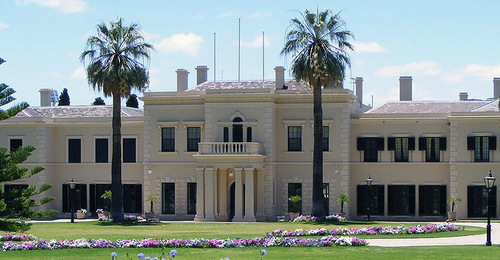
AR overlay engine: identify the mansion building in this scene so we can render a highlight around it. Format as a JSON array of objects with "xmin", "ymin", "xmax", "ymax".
[{"xmin": 1, "ymin": 65, "xmax": 499, "ymax": 221}]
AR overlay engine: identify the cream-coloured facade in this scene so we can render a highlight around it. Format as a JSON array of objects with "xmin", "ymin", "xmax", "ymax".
[{"xmin": 1, "ymin": 66, "xmax": 499, "ymax": 221}]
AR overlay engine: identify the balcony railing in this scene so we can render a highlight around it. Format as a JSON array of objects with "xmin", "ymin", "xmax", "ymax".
[{"xmin": 198, "ymin": 142, "xmax": 262, "ymax": 155}]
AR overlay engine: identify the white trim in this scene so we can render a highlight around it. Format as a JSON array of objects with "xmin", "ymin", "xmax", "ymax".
[
  {"xmin": 157, "ymin": 121, "xmax": 179, "ymax": 129},
  {"xmin": 93, "ymin": 136, "xmax": 110, "ymax": 163},
  {"xmin": 360, "ymin": 133, "xmax": 382, "ymax": 138},
  {"xmin": 470, "ymin": 132, "xmax": 493, "ymax": 136},
  {"xmin": 389, "ymin": 133, "xmax": 412, "ymax": 137},
  {"xmin": 282, "ymin": 120, "xmax": 306, "ymax": 129},
  {"xmin": 421, "ymin": 133, "xmax": 445, "ymax": 137},
  {"xmin": 7, "ymin": 136, "xmax": 24, "ymax": 150},
  {"xmin": 66, "ymin": 136, "xmax": 83, "ymax": 163}
]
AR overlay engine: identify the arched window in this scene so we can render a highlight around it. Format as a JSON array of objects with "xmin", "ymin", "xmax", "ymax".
[{"xmin": 232, "ymin": 117, "xmax": 243, "ymax": 142}]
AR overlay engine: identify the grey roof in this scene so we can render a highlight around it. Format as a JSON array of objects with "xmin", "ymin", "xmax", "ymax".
[
  {"xmin": 14, "ymin": 105, "xmax": 143, "ymax": 119},
  {"xmin": 188, "ymin": 80, "xmax": 311, "ymax": 92},
  {"xmin": 367, "ymin": 100, "xmax": 499, "ymax": 114}
]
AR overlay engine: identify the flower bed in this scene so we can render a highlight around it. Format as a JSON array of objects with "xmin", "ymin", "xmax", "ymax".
[
  {"xmin": 292, "ymin": 214, "xmax": 346, "ymax": 223},
  {"xmin": 267, "ymin": 224, "xmax": 460, "ymax": 237},
  {"xmin": 0, "ymin": 234, "xmax": 38, "ymax": 242},
  {"xmin": 0, "ymin": 236, "xmax": 367, "ymax": 251}
]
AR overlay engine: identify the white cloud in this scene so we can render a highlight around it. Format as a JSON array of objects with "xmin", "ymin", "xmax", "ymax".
[
  {"xmin": 441, "ymin": 63, "xmax": 500, "ymax": 83},
  {"xmin": 0, "ymin": 22, "xmax": 9, "ymax": 30},
  {"xmin": 352, "ymin": 41, "xmax": 387, "ymax": 53},
  {"xmin": 16, "ymin": 0, "xmax": 87, "ymax": 13},
  {"xmin": 42, "ymin": 71, "xmax": 62, "ymax": 79},
  {"xmin": 71, "ymin": 67, "xmax": 86, "ymax": 79},
  {"xmin": 375, "ymin": 62, "xmax": 441, "ymax": 78},
  {"xmin": 142, "ymin": 31, "xmax": 160, "ymax": 42},
  {"xmin": 233, "ymin": 35, "xmax": 270, "ymax": 48},
  {"xmin": 217, "ymin": 11, "xmax": 234, "ymax": 18},
  {"xmin": 245, "ymin": 12, "xmax": 273, "ymax": 19},
  {"xmin": 155, "ymin": 33, "xmax": 203, "ymax": 57}
]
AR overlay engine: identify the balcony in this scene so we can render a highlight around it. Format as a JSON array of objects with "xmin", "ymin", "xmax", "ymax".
[{"xmin": 198, "ymin": 142, "xmax": 262, "ymax": 155}]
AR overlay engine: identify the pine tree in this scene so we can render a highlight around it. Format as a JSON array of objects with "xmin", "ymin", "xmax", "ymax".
[
  {"xmin": 92, "ymin": 97, "xmax": 106, "ymax": 105},
  {"xmin": 58, "ymin": 88, "xmax": 70, "ymax": 106},
  {"xmin": 126, "ymin": 94, "xmax": 139, "ymax": 108}
]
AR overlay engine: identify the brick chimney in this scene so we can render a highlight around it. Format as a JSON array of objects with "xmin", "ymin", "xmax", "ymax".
[
  {"xmin": 399, "ymin": 76, "xmax": 412, "ymax": 101},
  {"xmin": 176, "ymin": 69, "xmax": 189, "ymax": 92}
]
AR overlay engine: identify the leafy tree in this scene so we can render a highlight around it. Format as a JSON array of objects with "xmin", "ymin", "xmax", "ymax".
[
  {"xmin": 282, "ymin": 10, "xmax": 353, "ymax": 219},
  {"xmin": 81, "ymin": 18, "xmax": 152, "ymax": 221},
  {"xmin": 58, "ymin": 88, "xmax": 70, "ymax": 106},
  {"xmin": 92, "ymin": 97, "xmax": 106, "ymax": 105},
  {"xmin": 0, "ymin": 58, "xmax": 28, "ymax": 120},
  {"xmin": 126, "ymin": 94, "xmax": 139, "ymax": 108}
]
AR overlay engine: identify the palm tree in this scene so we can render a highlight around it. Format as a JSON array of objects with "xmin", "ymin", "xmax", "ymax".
[
  {"xmin": 81, "ymin": 18, "xmax": 152, "ymax": 221},
  {"xmin": 282, "ymin": 10, "xmax": 353, "ymax": 219}
]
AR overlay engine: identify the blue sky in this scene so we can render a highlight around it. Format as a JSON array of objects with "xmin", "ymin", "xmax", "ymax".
[{"xmin": 1, "ymin": 0, "xmax": 500, "ymax": 108}]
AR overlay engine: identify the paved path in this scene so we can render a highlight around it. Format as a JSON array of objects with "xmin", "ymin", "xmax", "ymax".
[{"xmin": 366, "ymin": 222, "xmax": 496, "ymax": 247}]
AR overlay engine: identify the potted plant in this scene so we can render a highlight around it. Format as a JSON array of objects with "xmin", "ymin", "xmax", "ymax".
[
  {"xmin": 101, "ymin": 190, "xmax": 112, "ymax": 216},
  {"xmin": 76, "ymin": 209, "xmax": 87, "ymax": 219},
  {"xmin": 335, "ymin": 193, "xmax": 350, "ymax": 217},
  {"xmin": 96, "ymin": 208, "xmax": 106, "ymax": 219},
  {"xmin": 288, "ymin": 195, "xmax": 302, "ymax": 221},
  {"xmin": 447, "ymin": 195, "xmax": 462, "ymax": 221},
  {"xmin": 145, "ymin": 196, "xmax": 158, "ymax": 222}
]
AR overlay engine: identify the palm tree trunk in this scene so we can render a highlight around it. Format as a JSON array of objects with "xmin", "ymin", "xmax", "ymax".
[
  {"xmin": 111, "ymin": 92, "xmax": 124, "ymax": 221},
  {"xmin": 312, "ymin": 79, "xmax": 325, "ymax": 219}
]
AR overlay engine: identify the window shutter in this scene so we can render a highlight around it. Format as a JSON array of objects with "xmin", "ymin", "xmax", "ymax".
[
  {"xmin": 489, "ymin": 136, "xmax": 497, "ymax": 150},
  {"xmin": 467, "ymin": 136, "xmax": 475, "ymax": 150},
  {"xmin": 439, "ymin": 137, "xmax": 447, "ymax": 151},
  {"xmin": 409, "ymin": 185, "xmax": 416, "ymax": 215},
  {"xmin": 418, "ymin": 186, "xmax": 425, "ymax": 215},
  {"xmin": 377, "ymin": 185, "xmax": 385, "ymax": 215},
  {"xmin": 377, "ymin": 137, "xmax": 385, "ymax": 151},
  {"xmin": 387, "ymin": 137, "xmax": 395, "ymax": 151},
  {"xmin": 357, "ymin": 137, "xmax": 365, "ymax": 151},
  {"xmin": 419, "ymin": 137, "xmax": 427, "ymax": 151},
  {"xmin": 440, "ymin": 185, "xmax": 447, "ymax": 214},
  {"xmin": 356, "ymin": 185, "xmax": 366, "ymax": 215},
  {"xmin": 408, "ymin": 137, "xmax": 415, "ymax": 150}
]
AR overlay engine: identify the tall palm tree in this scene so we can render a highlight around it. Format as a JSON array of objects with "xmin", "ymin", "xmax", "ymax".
[
  {"xmin": 81, "ymin": 18, "xmax": 152, "ymax": 221},
  {"xmin": 282, "ymin": 10, "xmax": 353, "ymax": 219}
]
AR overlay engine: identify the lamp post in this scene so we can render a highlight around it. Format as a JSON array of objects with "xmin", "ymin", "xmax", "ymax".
[
  {"xmin": 484, "ymin": 170, "xmax": 496, "ymax": 246},
  {"xmin": 69, "ymin": 178, "xmax": 75, "ymax": 223},
  {"xmin": 366, "ymin": 175, "xmax": 373, "ymax": 222}
]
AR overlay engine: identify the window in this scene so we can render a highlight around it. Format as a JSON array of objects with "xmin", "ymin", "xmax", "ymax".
[
  {"xmin": 123, "ymin": 138, "xmax": 136, "ymax": 163},
  {"xmin": 232, "ymin": 117, "xmax": 243, "ymax": 142},
  {"xmin": 468, "ymin": 136, "xmax": 496, "ymax": 162},
  {"xmin": 223, "ymin": 127, "xmax": 229, "ymax": 142},
  {"xmin": 3, "ymin": 184, "xmax": 29, "ymax": 212},
  {"xmin": 388, "ymin": 137, "xmax": 415, "ymax": 162},
  {"xmin": 288, "ymin": 183, "xmax": 302, "ymax": 213},
  {"xmin": 322, "ymin": 126, "xmax": 329, "ymax": 151},
  {"xmin": 187, "ymin": 127, "xmax": 201, "ymax": 152},
  {"xmin": 62, "ymin": 183, "xmax": 87, "ymax": 213},
  {"xmin": 123, "ymin": 184, "xmax": 142, "ymax": 213},
  {"xmin": 357, "ymin": 137, "xmax": 384, "ymax": 162},
  {"xmin": 95, "ymin": 138, "xmax": 108, "ymax": 163},
  {"xmin": 68, "ymin": 138, "xmax": 81, "ymax": 163},
  {"xmin": 162, "ymin": 183, "xmax": 175, "ymax": 214},
  {"xmin": 247, "ymin": 127, "xmax": 252, "ymax": 142},
  {"xmin": 419, "ymin": 137, "xmax": 446, "ymax": 162},
  {"xmin": 89, "ymin": 184, "xmax": 111, "ymax": 213},
  {"xmin": 187, "ymin": 182, "xmax": 197, "ymax": 214},
  {"xmin": 323, "ymin": 183, "xmax": 329, "ymax": 215},
  {"xmin": 161, "ymin": 127, "xmax": 175, "ymax": 152},
  {"xmin": 9, "ymin": 139, "xmax": 22, "ymax": 151},
  {"xmin": 388, "ymin": 185, "xmax": 415, "ymax": 215},
  {"xmin": 468, "ymin": 185, "xmax": 496, "ymax": 217},
  {"xmin": 419, "ymin": 185, "xmax": 446, "ymax": 216},
  {"xmin": 288, "ymin": 126, "xmax": 302, "ymax": 151},
  {"xmin": 357, "ymin": 185, "xmax": 384, "ymax": 215}
]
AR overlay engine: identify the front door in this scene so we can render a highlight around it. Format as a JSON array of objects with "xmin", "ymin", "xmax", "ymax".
[{"xmin": 228, "ymin": 182, "xmax": 245, "ymax": 221}]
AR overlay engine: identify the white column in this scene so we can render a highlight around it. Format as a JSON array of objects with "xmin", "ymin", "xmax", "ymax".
[
  {"xmin": 194, "ymin": 168, "xmax": 205, "ymax": 221},
  {"xmin": 218, "ymin": 169, "xmax": 228, "ymax": 220},
  {"xmin": 204, "ymin": 168, "xmax": 216, "ymax": 221},
  {"xmin": 233, "ymin": 168, "xmax": 244, "ymax": 221},
  {"xmin": 244, "ymin": 168, "xmax": 256, "ymax": 221}
]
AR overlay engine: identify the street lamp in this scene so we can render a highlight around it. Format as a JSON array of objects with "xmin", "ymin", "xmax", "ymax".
[
  {"xmin": 484, "ymin": 170, "xmax": 496, "ymax": 246},
  {"xmin": 69, "ymin": 178, "xmax": 76, "ymax": 223},
  {"xmin": 366, "ymin": 175, "xmax": 373, "ymax": 222}
]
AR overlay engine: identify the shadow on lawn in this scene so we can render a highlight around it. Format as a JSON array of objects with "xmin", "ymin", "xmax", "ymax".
[{"xmin": 96, "ymin": 221, "xmax": 167, "ymax": 227}]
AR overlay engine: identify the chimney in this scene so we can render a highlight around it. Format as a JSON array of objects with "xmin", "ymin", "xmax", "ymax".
[
  {"xmin": 399, "ymin": 76, "xmax": 412, "ymax": 101},
  {"xmin": 195, "ymin": 66, "xmax": 208, "ymax": 85},
  {"xmin": 176, "ymin": 69, "xmax": 189, "ymax": 92},
  {"xmin": 355, "ymin": 77, "xmax": 363, "ymax": 106},
  {"xmin": 274, "ymin": 66, "xmax": 285, "ymax": 90},
  {"xmin": 494, "ymin": 78, "xmax": 500, "ymax": 99},
  {"xmin": 39, "ymin": 89, "xmax": 52, "ymax": 107},
  {"xmin": 459, "ymin": 92, "xmax": 468, "ymax": 101}
]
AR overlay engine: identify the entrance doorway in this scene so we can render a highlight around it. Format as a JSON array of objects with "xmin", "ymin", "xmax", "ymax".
[{"xmin": 228, "ymin": 182, "xmax": 245, "ymax": 221}]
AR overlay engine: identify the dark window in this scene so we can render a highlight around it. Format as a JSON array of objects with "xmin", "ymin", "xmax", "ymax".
[
  {"xmin": 187, "ymin": 182, "xmax": 197, "ymax": 214},
  {"xmin": 288, "ymin": 126, "xmax": 302, "ymax": 151},
  {"xmin": 4, "ymin": 184, "xmax": 29, "ymax": 212},
  {"xmin": 187, "ymin": 127, "xmax": 201, "ymax": 152},
  {"xmin": 357, "ymin": 137, "xmax": 384, "ymax": 162},
  {"xmin": 123, "ymin": 184, "xmax": 142, "ymax": 213},
  {"xmin": 467, "ymin": 136, "xmax": 496, "ymax": 162},
  {"xmin": 162, "ymin": 183, "xmax": 175, "ymax": 214},
  {"xmin": 468, "ymin": 185, "xmax": 497, "ymax": 217},
  {"xmin": 419, "ymin": 185, "xmax": 446, "ymax": 216},
  {"xmin": 388, "ymin": 185, "xmax": 415, "ymax": 215},
  {"xmin": 288, "ymin": 183, "xmax": 302, "ymax": 213},
  {"xmin": 223, "ymin": 127, "xmax": 229, "ymax": 142},
  {"xmin": 232, "ymin": 117, "xmax": 243, "ymax": 142},
  {"xmin": 95, "ymin": 138, "xmax": 108, "ymax": 163},
  {"xmin": 322, "ymin": 126, "xmax": 329, "ymax": 151},
  {"xmin": 357, "ymin": 185, "xmax": 385, "ymax": 215},
  {"xmin": 246, "ymin": 127, "xmax": 252, "ymax": 142},
  {"xmin": 9, "ymin": 139, "xmax": 23, "ymax": 151},
  {"xmin": 62, "ymin": 183, "xmax": 87, "ymax": 213},
  {"xmin": 89, "ymin": 184, "xmax": 111, "ymax": 213},
  {"xmin": 161, "ymin": 127, "xmax": 175, "ymax": 152},
  {"xmin": 68, "ymin": 139, "xmax": 81, "ymax": 163},
  {"xmin": 388, "ymin": 137, "xmax": 415, "ymax": 162},
  {"xmin": 123, "ymin": 138, "xmax": 136, "ymax": 163},
  {"xmin": 419, "ymin": 137, "xmax": 446, "ymax": 162},
  {"xmin": 323, "ymin": 183, "xmax": 329, "ymax": 215}
]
